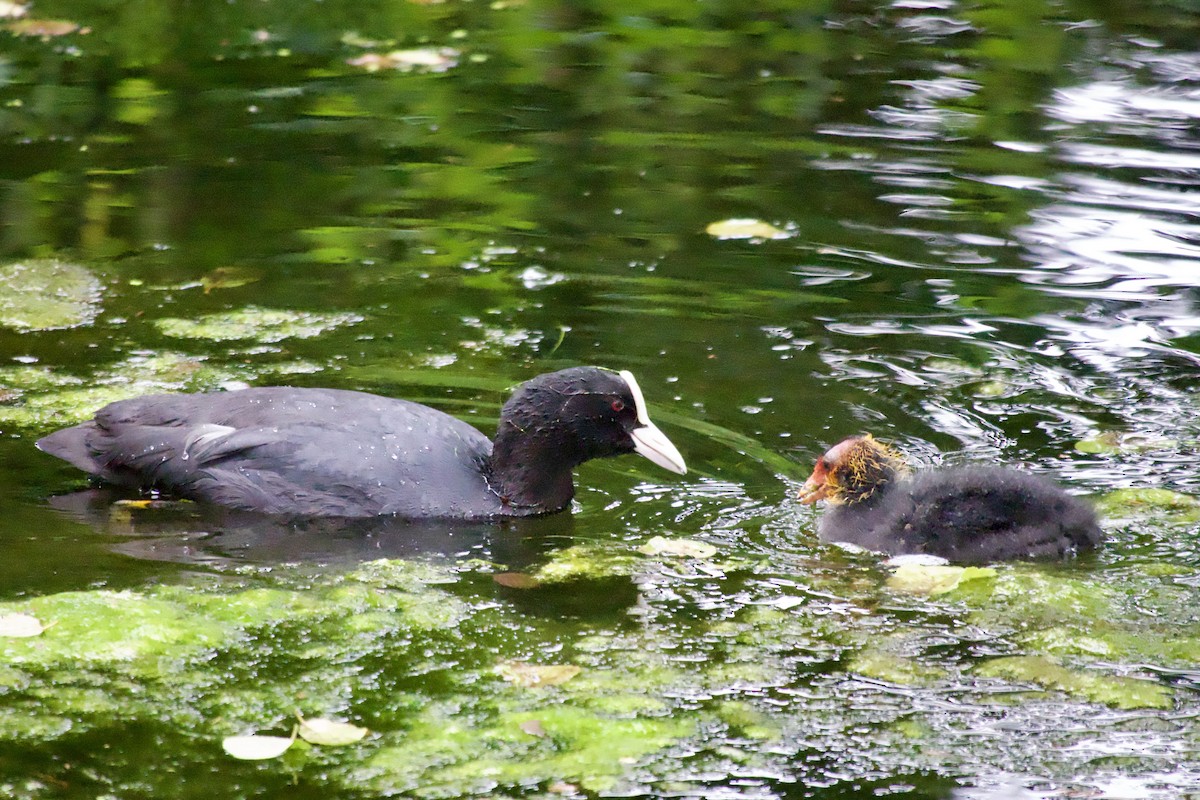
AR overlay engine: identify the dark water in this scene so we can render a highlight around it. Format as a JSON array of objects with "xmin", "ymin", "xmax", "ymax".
[{"xmin": 2, "ymin": 1, "xmax": 1200, "ymax": 798}]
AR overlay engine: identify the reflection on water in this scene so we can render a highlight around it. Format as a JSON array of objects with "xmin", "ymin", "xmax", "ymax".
[{"xmin": 45, "ymin": 489, "xmax": 572, "ymax": 568}]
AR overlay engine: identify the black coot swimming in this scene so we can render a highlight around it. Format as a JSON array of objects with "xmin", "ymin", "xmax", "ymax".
[
  {"xmin": 798, "ymin": 434, "xmax": 1102, "ymax": 563},
  {"xmin": 37, "ymin": 367, "xmax": 687, "ymax": 519}
]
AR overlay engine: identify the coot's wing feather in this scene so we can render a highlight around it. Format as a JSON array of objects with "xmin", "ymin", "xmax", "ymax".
[
  {"xmin": 182, "ymin": 422, "xmax": 498, "ymax": 517},
  {"xmin": 40, "ymin": 388, "xmax": 502, "ymax": 518}
]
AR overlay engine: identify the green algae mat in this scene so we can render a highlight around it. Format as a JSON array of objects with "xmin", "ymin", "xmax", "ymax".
[{"xmin": 2, "ymin": 504, "xmax": 1198, "ymax": 799}]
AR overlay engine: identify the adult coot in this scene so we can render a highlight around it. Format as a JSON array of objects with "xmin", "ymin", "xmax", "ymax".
[
  {"xmin": 798, "ymin": 434, "xmax": 1102, "ymax": 563},
  {"xmin": 37, "ymin": 367, "xmax": 687, "ymax": 519}
]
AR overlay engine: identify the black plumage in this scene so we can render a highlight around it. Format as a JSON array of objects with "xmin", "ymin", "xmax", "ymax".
[
  {"xmin": 799, "ymin": 435, "xmax": 1102, "ymax": 563},
  {"xmin": 36, "ymin": 367, "xmax": 686, "ymax": 519}
]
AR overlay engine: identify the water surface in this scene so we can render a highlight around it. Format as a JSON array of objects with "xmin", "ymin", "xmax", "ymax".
[{"xmin": 2, "ymin": 2, "xmax": 1200, "ymax": 798}]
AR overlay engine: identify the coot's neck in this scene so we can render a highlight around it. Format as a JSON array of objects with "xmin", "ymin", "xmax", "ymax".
[
  {"xmin": 487, "ymin": 421, "xmax": 584, "ymax": 514},
  {"xmin": 842, "ymin": 475, "xmax": 899, "ymax": 508},
  {"xmin": 839, "ymin": 460, "xmax": 903, "ymax": 507}
]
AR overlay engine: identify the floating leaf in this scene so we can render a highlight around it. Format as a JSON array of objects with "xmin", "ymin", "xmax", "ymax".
[
  {"xmin": 518, "ymin": 719, "xmax": 547, "ymax": 737},
  {"xmin": 705, "ymin": 218, "xmax": 792, "ymax": 240},
  {"xmin": 637, "ymin": 536, "xmax": 717, "ymax": 559},
  {"xmin": 297, "ymin": 716, "xmax": 369, "ymax": 746},
  {"xmin": 0, "ymin": 260, "xmax": 103, "ymax": 331},
  {"xmin": 1095, "ymin": 488, "xmax": 1200, "ymax": 524},
  {"xmin": 1101, "ymin": 487, "xmax": 1200, "ymax": 509},
  {"xmin": 0, "ymin": 613, "xmax": 47, "ymax": 638},
  {"xmin": 112, "ymin": 499, "xmax": 196, "ymax": 511},
  {"xmin": 346, "ymin": 47, "xmax": 459, "ymax": 73},
  {"xmin": 201, "ymin": 266, "xmax": 263, "ymax": 293},
  {"xmin": 493, "ymin": 572, "xmax": 541, "ymax": 589},
  {"xmin": 495, "ymin": 661, "xmax": 581, "ymax": 688},
  {"xmin": 887, "ymin": 564, "xmax": 997, "ymax": 596},
  {"xmin": 5, "ymin": 17, "xmax": 87, "ymax": 37},
  {"xmin": 971, "ymin": 380, "xmax": 1008, "ymax": 397},
  {"xmin": 221, "ymin": 734, "xmax": 295, "ymax": 760},
  {"xmin": 1075, "ymin": 431, "xmax": 1176, "ymax": 454}
]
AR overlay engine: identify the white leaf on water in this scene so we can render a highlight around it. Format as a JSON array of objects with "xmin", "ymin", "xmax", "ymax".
[
  {"xmin": 221, "ymin": 734, "xmax": 295, "ymax": 760},
  {"xmin": 0, "ymin": 613, "xmax": 48, "ymax": 637},
  {"xmin": 297, "ymin": 717, "xmax": 369, "ymax": 746}
]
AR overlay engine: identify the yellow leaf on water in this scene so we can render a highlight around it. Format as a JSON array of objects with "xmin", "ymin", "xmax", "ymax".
[
  {"xmin": 112, "ymin": 499, "xmax": 196, "ymax": 512},
  {"xmin": 705, "ymin": 218, "xmax": 792, "ymax": 240},
  {"xmin": 113, "ymin": 499, "xmax": 155, "ymax": 509}
]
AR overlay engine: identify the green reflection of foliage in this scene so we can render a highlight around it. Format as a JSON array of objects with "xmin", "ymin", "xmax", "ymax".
[{"xmin": 111, "ymin": 77, "xmax": 166, "ymax": 126}]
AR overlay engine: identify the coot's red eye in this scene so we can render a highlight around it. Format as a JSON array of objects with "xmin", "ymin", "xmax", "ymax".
[{"xmin": 611, "ymin": 399, "xmax": 625, "ymax": 412}]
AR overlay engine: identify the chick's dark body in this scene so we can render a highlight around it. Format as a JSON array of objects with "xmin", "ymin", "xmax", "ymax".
[{"xmin": 818, "ymin": 465, "xmax": 1103, "ymax": 563}]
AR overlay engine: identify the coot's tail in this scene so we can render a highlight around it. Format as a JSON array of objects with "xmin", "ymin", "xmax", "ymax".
[{"xmin": 36, "ymin": 424, "xmax": 103, "ymax": 476}]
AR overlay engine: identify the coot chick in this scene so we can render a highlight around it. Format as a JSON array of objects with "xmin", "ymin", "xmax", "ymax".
[
  {"xmin": 37, "ymin": 367, "xmax": 687, "ymax": 519},
  {"xmin": 798, "ymin": 434, "xmax": 1101, "ymax": 563}
]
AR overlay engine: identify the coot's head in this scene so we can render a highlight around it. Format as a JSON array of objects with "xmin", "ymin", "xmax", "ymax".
[
  {"xmin": 799, "ymin": 434, "xmax": 905, "ymax": 506},
  {"xmin": 496, "ymin": 367, "xmax": 686, "ymax": 475}
]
